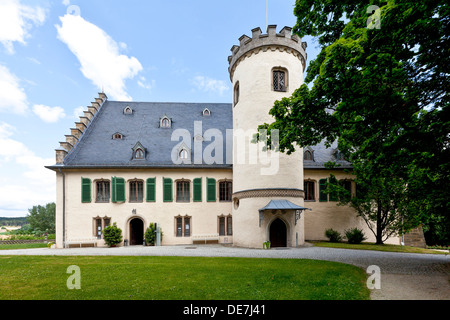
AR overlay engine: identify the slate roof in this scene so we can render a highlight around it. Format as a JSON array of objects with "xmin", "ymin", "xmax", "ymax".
[
  {"xmin": 304, "ymin": 140, "xmax": 353, "ymax": 169},
  {"xmin": 61, "ymin": 101, "xmax": 233, "ymax": 169},
  {"xmin": 48, "ymin": 100, "xmax": 352, "ymax": 170}
]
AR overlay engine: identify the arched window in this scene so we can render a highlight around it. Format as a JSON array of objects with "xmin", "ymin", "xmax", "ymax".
[
  {"xmin": 161, "ymin": 116, "xmax": 171, "ymax": 128},
  {"xmin": 304, "ymin": 150, "xmax": 313, "ymax": 161},
  {"xmin": 124, "ymin": 106, "xmax": 133, "ymax": 114},
  {"xmin": 135, "ymin": 148, "xmax": 145, "ymax": 160},
  {"xmin": 179, "ymin": 149, "xmax": 189, "ymax": 160},
  {"xmin": 203, "ymin": 108, "xmax": 211, "ymax": 117},
  {"xmin": 233, "ymin": 82, "xmax": 240, "ymax": 106}
]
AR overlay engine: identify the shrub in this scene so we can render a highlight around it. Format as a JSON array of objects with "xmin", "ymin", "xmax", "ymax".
[
  {"xmin": 102, "ymin": 223, "xmax": 123, "ymax": 247},
  {"xmin": 144, "ymin": 223, "xmax": 163, "ymax": 246},
  {"xmin": 325, "ymin": 228, "xmax": 342, "ymax": 242},
  {"xmin": 345, "ymin": 228, "xmax": 367, "ymax": 244}
]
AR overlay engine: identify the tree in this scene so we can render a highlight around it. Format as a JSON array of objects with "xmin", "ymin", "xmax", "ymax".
[
  {"xmin": 258, "ymin": 0, "xmax": 449, "ymax": 243},
  {"xmin": 27, "ymin": 203, "xmax": 56, "ymax": 234}
]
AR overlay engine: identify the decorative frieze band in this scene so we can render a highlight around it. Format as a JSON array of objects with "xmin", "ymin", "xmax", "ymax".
[{"xmin": 233, "ymin": 188, "xmax": 304, "ymax": 200}]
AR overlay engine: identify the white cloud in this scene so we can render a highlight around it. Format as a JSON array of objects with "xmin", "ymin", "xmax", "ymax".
[
  {"xmin": 73, "ymin": 106, "xmax": 85, "ymax": 118},
  {"xmin": 191, "ymin": 75, "xmax": 229, "ymax": 96},
  {"xmin": 0, "ymin": 122, "xmax": 55, "ymax": 217},
  {"xmin": 0, "ymin": 64, "xmax": 29, "ymax": 114},
  {"xmin": 56, "ymin": 14, "xmax": 143, "ymax": 101},
  {"xmin": 33, "ymin": 104, "xmax": 67, "ymax": 123},
  {"xmin": 137, "ymin": 76, "xmax": 155, "ymax": 91},
  {"xmin": 0, "ymin": 0, "xmax": 46, "ymax": 54}
]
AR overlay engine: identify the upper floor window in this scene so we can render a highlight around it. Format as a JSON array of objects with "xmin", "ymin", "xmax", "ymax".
[
  {"xmin": 273, "ymin": 68, "xmax": 288, "ymax": 92},
  {"xmin": 179, "ymin": 149, "xmax": 189, "ymax": 160},
  {"xmin": 203, "ymin": 108, "xmax": 211, "ymax": 117},
  {"xmin": 304, "ymin": 180, "xmax": 315, "ymax": 201},
  {"xmin": 176, "ymin": 180, "xmax": 190, "ymax": 202},
  {"xmin": 96, "ymin": 180, "xmax": 110, "ymax": 203},
  {"xmin": 113, "ymin": 133, "xmax": 123, "ymax": 140},
  {"xmin": 129, "ymin": 180, "xmax": 144, "ymax": 202},
  {"xmin": 135, "ymin": 148, "xmax": 145, "ymax": 160},
  {"xmin": 304, "ymin": 150, "xmax": 313, "ymax": 161},
  {"xmin": 219, "ymin": 181, "xmax": 232, "ymax": 202},
  {"xmin": 124, "ymin": 106, "xmax": 133, "ymax": 115},
  {"xmin": 160, "ymin": 116, "xmax": 171, "ymax": 128},
  {"xmin": 233, "ymin": 82, "xmax": 240, "ymax": 106},
  {"xmin": 132, "ymin": 142, "xmax": 146, "ymax": 160}
]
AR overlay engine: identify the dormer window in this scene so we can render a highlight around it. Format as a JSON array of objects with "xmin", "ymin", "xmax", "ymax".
[
  {"xmin": 132, "ymin": 142, "xmax": 146, "ymax": 160},
  {"xmin": 203, "ymin": 108, "xmax": 211, "ymax": 117},
  {"xmin": 179, "ymin": 149, "xmax": 189, "ymax": 160},
  {"xmin": 304, "ymin": 147, "xmax": 315, "ymax": 161},
  {"xmin": 135, "ymin": 148, "xmax": 145, "ymax": 160},
  {"xmin": 160, "ymin": 116, "xmax": 171, "ymax": 128},
  {"xmin": 124, "ymin": 106, "xmax": 133, "ymax": 115},
  {"xmin": 112, "ymin": 132, "xmax": 124, "ymax": 140},
  {"xmin": 304, "ymin": 150, "xmax": 313, "ymax": 161}
]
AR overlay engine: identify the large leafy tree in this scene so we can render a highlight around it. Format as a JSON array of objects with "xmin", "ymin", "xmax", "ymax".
[
  {"xmin": 27, "ymin": 203, "xmax": 56, "ymax": 234},
  {"xmin": 259, "ymin": 0, "xmax": 449, "ymax": 244}
]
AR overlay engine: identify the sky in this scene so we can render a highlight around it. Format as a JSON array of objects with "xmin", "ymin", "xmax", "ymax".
[{"xmin": 0, "ymin": 0, "xmax": 318, "ymax": 217}]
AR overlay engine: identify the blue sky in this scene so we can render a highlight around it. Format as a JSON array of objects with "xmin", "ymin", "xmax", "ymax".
[{"xmin": 0, "ymin": 0, "xmax": 317, "ymax": 217}]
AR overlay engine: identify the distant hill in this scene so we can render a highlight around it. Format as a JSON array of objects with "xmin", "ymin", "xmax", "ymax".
[{"xmin": 0, "ymin": 217, "xmax": 28, "ymax": 227}]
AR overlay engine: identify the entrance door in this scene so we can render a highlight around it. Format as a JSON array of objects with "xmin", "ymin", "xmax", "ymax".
[
  {"xmin": 130, "ymin": 218, "xmax": 144, "ymax": 246},
  {"xmin": 270, "ymin": 219, "xmax": 287, "ymax": 248}
]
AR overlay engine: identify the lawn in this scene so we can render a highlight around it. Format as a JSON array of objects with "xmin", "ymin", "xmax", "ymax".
[
  {"xmin": 0, "ymin": 256, "xmax": 370, "ymax": 300},
  {"xmin": 310, "ymin": 241, "xmax": 449, "ymax": 254}
]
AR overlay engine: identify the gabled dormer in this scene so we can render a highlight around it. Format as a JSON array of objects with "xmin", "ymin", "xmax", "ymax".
[{"xmin": 132, "ymin": 142, "xmax": 146, "ymax": 160}]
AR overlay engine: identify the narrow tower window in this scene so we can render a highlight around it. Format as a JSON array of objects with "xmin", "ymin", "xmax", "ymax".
[
  {"xmin": 273, "ymin": 68, "xmax": 288, "ymax": 92},
  {"xmin": 233, "ymin": 82, "xmax": 240, "ymax": 106}
]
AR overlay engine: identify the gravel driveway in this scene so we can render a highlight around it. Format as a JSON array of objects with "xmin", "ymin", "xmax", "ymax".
[{"xmin": 1, "ymin": 244, "xmax": 448, "ymax": 300}]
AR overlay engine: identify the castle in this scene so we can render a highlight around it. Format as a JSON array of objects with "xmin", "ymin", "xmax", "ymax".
[{"xmin": 46, "ymin": 26, "xmax": 401, "ymax": 248}]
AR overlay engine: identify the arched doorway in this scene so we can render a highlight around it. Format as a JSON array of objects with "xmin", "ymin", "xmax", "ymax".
[
  {"xmin": 129, "ymin": 218, "xmax": 144, "ymax": 246},
  {"xmin": 270, "ymin": 218, "xmax": 287, "ymax": 248}
]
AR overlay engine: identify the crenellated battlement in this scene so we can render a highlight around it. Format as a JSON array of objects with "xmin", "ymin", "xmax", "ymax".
[{"xmin": 228, "ymin": 25, "xmax": 307, "ymax": 81}]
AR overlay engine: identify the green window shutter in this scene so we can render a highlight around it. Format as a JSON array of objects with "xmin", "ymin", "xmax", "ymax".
[
  {"xmin": 329, "ymin": 177, "xmax": 338, "ymax": 201},
  {"xmin": 163, "ymin": 178, "xmax": 173, "ymax": 202},
  {"xmin": 319, "ymin": 179, "xmax": 328, "ymax": 202},
  {"xmin": 112, "ymin": 177, "xmax": 126, "ymax": 203},
  {"xmin": 193, "ymin": 178, "xmax": 202, "ymax": 202},
  {"xmin": 146, "ymin": 178, "xmax": 156, "ymax": 202},
  {"xmin": 81, "ymin": 178, "xmax": 91, "ymax": 203},
  {"xmin": 207, "ymin": 178, "xmax": 216, "ymax": 202}
]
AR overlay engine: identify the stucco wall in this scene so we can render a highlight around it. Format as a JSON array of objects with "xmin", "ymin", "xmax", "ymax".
[
  {"xmin": 304, "ymin": 169, "xmax": 401, "ymax": 245},
  {"xmin": 55, "ymin": 168, "xmax": 233, "ymax": 248}
]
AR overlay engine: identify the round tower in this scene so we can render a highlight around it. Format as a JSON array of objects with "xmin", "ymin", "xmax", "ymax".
[{"xmin": 228, "ymin": 25, "xmax": 308, "ymax": 248}]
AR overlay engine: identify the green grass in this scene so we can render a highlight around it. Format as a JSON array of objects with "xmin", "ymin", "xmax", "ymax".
[
  {"xmin": 0, "ymin": 243, "xmax": 48, "ymax": 250},
  {"xmin": 0, "ymin": 256, "xmax": 370, "ymax": 300},
  {"xmin": 310, "ymin": 241, "xmax": 448, "ymax": 254}
]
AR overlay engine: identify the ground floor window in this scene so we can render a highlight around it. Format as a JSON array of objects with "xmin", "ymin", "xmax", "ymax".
[
  {"xmin": 93, "ymin": 216, "xmax": 111, "ymax": 239},
  {"xmin": 218, "ymin": 215, "xmax": 232, "ymax": 236},
  {"xmin": 175, "ymin": 216, "xmax": 191, "ymax": 237}
]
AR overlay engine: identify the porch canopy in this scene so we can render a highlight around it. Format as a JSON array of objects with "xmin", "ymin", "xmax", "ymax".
[{"xmin": 258, "ymin": 200, "xmax": 311, "ymax": 227}]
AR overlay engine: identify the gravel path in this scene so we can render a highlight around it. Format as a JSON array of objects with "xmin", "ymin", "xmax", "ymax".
[{"xmin": 1, "ymin": 244, "xmax": 448, "ymax": 300}]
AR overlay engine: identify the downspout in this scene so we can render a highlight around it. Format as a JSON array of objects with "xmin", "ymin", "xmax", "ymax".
[{"xmin": 58, "ymin": 168, "xmax": 66, "ymax": 248}]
